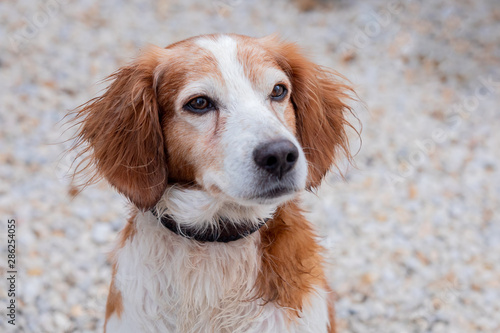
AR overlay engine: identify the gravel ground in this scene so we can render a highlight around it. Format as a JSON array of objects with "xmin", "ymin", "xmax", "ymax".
[{"xmin": 1, "ymin": 0, "xmax": 499, "ymax": 332}]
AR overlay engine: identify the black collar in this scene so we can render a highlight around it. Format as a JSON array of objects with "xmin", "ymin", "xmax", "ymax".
[{"xmin": 151, "ymin": 209, "xmax": 269, "ymax": 243}]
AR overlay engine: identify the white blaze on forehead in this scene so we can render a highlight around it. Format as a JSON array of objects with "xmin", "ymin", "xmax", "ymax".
[{"xmin": 195, "ymin": 35, "xmax": 255, "ymax": 105}]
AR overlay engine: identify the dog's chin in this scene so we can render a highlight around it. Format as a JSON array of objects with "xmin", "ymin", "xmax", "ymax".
[
  {"xmin": 202, "ymin": 171, "xmax": 307, "ymax": 208},
  {"xmin": 232, "ymin": 186, "xmax": 301, "ymax": 207}
]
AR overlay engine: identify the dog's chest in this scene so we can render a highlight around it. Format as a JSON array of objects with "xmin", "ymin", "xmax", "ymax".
[
  {"xmin": 109, "ymin": 219, "xmax": 272, "ymax": 332},
  {"xmin": 106, "ymin": 214, "xmax": 330, "ymax": 333}
]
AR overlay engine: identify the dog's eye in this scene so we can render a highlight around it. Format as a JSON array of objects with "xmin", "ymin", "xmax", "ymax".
[
  {"xmin": 270, "ymin": 84, "xmax": 287, "ymax": 101},
  {"xmin": 184, "ymin": 97, "xmax": 215, "ymax": 113}
]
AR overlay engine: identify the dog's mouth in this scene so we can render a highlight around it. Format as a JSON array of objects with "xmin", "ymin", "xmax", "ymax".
[{"xmin": 251, "ymin": 185, "xmax": 296, "ymax": 199}]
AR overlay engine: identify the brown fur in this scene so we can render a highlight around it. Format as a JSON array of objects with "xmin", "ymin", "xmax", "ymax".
[
  {"xmin": 257, "ymin": 202, "xmax": 333, "ymax": 325},
  {"xmin": 259, "ymin": 36, "xmax": 355, "ymax": 188},
  {"xmin": 104, "ymin": 264, "xmax": 123, "ymax": 333},
  {"xmin": 236, "ymin": 38, "xmax": 298, "ymax": 134},
  {"xmin": 71, "ymin": 47, "xmax": 168, "ymax": 210},
  {"xmin": 104, "ymin": 211, "xmax": 137, "ymax": 330}
]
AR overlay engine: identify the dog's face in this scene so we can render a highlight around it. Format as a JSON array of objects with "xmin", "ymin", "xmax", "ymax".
[
  {"xmin": 160, "ymin": 35, "xmax": 306, "ymax": 206},
  {"xmin": 74, "ymin": 34, "xmax": 352, "ymax": 211}
]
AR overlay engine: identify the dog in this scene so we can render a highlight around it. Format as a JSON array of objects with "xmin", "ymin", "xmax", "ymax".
[{"xmin": 72, "ymin": 33, "xmax": 354, "ymax": 333}]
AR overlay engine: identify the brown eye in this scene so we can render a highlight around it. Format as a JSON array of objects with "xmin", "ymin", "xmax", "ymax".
[
  {"xmin": 271, "ymin": 84, "xmax": 287, "ymax": 100},
  {"xmin": 184, "ymin": 96, "xmax": 215, "ymax": 113}
]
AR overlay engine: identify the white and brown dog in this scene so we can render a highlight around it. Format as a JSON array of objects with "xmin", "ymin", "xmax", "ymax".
[{"xmin": 72, "ymin": 34, "xmax": 354, "ymax": 333}]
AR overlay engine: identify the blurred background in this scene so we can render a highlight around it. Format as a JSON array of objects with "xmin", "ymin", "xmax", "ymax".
[{"xmin": 1, "ymin": 0, "xmax": 499, "ymax": 332}]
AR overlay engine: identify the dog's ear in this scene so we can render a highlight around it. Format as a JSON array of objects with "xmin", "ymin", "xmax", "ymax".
[
  {"xmin": 71, "ymin": 46, "xmax": 168, "ymax": 210},
  {"xmin": 260, "ymin": 36, "xmax": 354, "ymax": 189}
]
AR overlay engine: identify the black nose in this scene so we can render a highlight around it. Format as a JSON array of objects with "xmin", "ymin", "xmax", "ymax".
[{"xmin": 253, "ymin": 139, "xmax": 299, "ymax": 179}]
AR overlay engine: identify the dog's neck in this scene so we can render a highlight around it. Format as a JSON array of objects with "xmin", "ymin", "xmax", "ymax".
[
  {"xmin": 154, "ymin": 186, "xmax": 277, "ymax": 241},
  {"xmin": 151, "ymin": 210, "xmax": 269, "ymax": 243}
]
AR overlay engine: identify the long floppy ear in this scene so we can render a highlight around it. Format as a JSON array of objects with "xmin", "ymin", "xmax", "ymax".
[
  {"xmin": 71, "ymin": 47, "xmax": 168, "ymax": 210},
  {"xmin": 260, "ymin": 36, "xmax": 355, "ymax": 189}
]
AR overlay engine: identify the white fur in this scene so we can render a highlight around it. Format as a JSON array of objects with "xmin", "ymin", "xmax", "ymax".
[
  {"xmin": 155, "ymin": 185, "xmax": 276, "ymax": 235},
  {"xmin": 106, "ymin": 207, "xmax": 331, "ymax": 333}
]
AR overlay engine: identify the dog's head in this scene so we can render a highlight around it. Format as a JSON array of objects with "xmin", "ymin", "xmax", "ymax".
[{"xmin": 72, "ymin": 34, "xmax": 353, "ymax": 212}]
